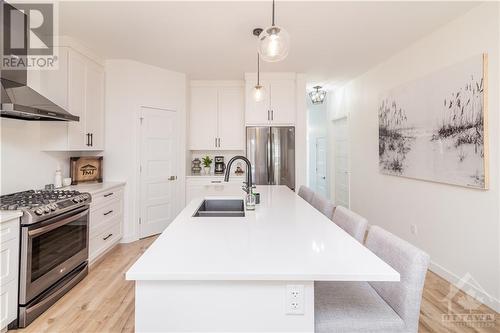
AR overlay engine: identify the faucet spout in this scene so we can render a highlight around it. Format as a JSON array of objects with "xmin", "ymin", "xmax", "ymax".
[{"xmin": 224, "ymin": 156, "xmax": 253, "ymax": 193}]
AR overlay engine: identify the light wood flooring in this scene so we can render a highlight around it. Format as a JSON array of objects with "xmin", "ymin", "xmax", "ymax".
[{"xmin": 12, "ymin": 237, "xmax": 498, "ymax": 333}]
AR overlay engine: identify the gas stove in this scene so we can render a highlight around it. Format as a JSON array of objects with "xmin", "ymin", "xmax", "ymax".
[{"xmin": 0, "ymin": 189, "xmax": 91, "ymax": 225}]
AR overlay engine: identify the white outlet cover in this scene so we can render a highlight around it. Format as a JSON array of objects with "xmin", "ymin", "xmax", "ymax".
[{"xmin": 286, "ymin": 284, "xmax": 305, "ymax": 315}]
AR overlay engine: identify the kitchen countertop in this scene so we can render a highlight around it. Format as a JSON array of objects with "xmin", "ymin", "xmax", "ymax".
[
  {"xmin": 0, "ymin": 210, "xmax": 23, "ymax": 223},
  {"xmin": 64, "ymin": 181, "xmax": 126, "ymax": 194},
  {"xmin": 126, "ymin": 185, "xmax": 399, "ymax": 282}
]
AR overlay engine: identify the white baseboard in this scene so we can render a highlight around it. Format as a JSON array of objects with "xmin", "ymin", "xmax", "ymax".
[
  {"xmin": 430, "ymin": 261, "xmax": 500, "ymax": 313},
  {"xmin": 119, "ymin": 235, "xmax": 139, "ymax": 244}
]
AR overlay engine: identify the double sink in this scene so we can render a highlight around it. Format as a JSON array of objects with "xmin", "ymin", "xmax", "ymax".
[{"xmin": 193, "ymin": 199, "xmax": 245, "ymax": 217}]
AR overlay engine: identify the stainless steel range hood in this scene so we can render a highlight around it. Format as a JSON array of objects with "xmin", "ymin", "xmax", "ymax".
[
  {"xmin": 1, "ymin": 77, "xmax": 79, "ymax": 121},
  {"xmin": 0, "ymin": 2, "xmax": 79, "ymax": 121}
]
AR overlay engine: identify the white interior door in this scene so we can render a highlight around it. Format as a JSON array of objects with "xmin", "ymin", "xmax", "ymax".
[
  {"xmin": 315, "ymin": 137, "xmax": 328, "ymax": 197},
  {"xmin": 333, "ymin": 117, "xmax": 350, "ymax": 208},
  {"xmin": 139, "ymin": 107, "xmax": 178, "ymax": 238}
]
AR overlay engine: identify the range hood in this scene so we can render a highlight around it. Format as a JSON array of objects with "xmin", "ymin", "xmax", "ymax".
[
  {"xmin": 1, "ymin": 78, "xmax": 79, "ymax": 121},
  {"xmin": 0, "ymin": 2, "xmax": 79, "ymax": 121}
]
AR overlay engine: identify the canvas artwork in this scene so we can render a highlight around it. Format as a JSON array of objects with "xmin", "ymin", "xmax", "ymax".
[{"xmin": 378, "ymin": 54, "xmax": 488, "ymax": 189}]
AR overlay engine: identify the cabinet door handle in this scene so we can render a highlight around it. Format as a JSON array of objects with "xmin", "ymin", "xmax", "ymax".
[
  {"xmin": 271, "ymin": 110, "xmax": 274, "ymax": 121},
  {"xmin": 168, "ymin": 176, "xmax": 177, "ymax": 181},
  {"xmin": 103, "ymin": 192, "xmax": 114, "ymax": 197},
  {"xmin": 267, "ymin": 110, "xmax": 270, "ymax": 121},
  {"xmin": 211, "ymin": 180, "xmax": 222, "ymax": 184},
  {"xmin": 86, "ymin": 133, "xmax": 90, "ymax": 146},
  {"xmin": 103, "ymin": 210, "xmax": 113, "ymax": 216},
  {"xmin": 215, "ymin": 137, "xmax": 217, "ymax": 148},
  {"xmin": 103, "ymin": 233, "xmax": 113, "ymax": 240},
  {"xmin": 90, "ymin": 133, "xmax": 93, "ymax": 147},
  {"xmin": 217, "ymin": 138, "xmax": 221, "ymax": 147}
]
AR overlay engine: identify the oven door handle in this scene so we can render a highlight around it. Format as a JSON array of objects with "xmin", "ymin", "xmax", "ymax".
[{"xmin": 28, "ymin": 210, "xmax": 88, "ymax": 237}]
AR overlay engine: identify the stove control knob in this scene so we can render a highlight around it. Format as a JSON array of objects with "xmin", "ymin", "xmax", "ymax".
[
  {"xmin": 49, "ymin": 204, "xmax": 57, "ymax": 211},
  {"xmin": 43, "ymin": 206, "xmax": 51, "ymax": 213},
  {"xmin": 72, "ymin": 197, "xmax": 79, "ymax": 203},
  {"xmin": 35, "ymin": 208, "xmax": 44, "ymax": 216}
]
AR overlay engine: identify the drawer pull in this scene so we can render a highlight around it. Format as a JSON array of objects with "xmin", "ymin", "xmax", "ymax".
[
  {"xmin": 103, "ymin": 233, "xmax": 113, "ymax": 241},
  {"xmin": 103, "ymin": 192, "xmax": 114, "ymax": 197},
  {"xmin": 211, "ymin": 180, "xmax": 222, "ymax": 184},
  {"xmin": 103, "ymin": 210, "xmax": 113, "ymax": 216}
]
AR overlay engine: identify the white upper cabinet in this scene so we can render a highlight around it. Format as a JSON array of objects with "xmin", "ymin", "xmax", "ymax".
[
  {"xmin": 189, "ymin": 82, "xmax": 245, "ymax": 151},
  {"xmin": 189, "ymin": 86, "xmax": 218, "ymax": 150},
  {"xmin": 244, "ymin": 80, "xmax": 270, "ymax": 125},
  {"xmin": 84, "ymin": 61, "xmax": 105, "ymax": 150},
  {"xmin": 244, "ymin": 73, "xmax": 296, "ymax": 126},
  {"xmin": 38, "ymin": 46, "xmax": 105, "ymax": 151},
  {"xmin": 217, "ymin": 86, "xmax": 245, "ymax": 150}
]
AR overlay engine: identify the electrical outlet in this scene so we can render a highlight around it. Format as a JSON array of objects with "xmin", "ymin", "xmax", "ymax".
[
  {"xmin": 286, "ymin": 284, "xmax": 304, "ymax": 315},
  {"xmin": 410, "ymin": 224, "xmax": 418, "ymax": 235}
]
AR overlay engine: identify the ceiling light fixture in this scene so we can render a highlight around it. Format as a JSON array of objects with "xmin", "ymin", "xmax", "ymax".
[
  {"xmin": 309, "ymin": 86, "xmax": 327, "ymax": 105},
  {"xmin": 256, "ymin": 0, "xmax": 290, "ymax": 62},
  {"xmin": 253, "ymin": 53, "xmax": 266, "ymax": 102}
]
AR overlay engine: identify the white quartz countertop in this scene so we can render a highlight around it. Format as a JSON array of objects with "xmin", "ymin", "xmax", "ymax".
[
  {"xmin": 0, "ymin": 210, "xmax": 23, "ymax": 223},
  {"xmin": 63, "ymin": 181, "xmax": 126, "ymax": 194},
  {"xmin": 126, "ymin": 186, "xmax": 399, "ymax": 282}
]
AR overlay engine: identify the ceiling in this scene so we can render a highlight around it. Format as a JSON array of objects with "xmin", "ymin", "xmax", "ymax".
[{"xmin": 59, "ymin": 1, "xmax": 479, "ymax": 87}]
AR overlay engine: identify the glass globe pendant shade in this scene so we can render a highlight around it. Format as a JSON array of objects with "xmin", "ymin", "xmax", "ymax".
[
  {"xmin": 258, "ymin": 26, "xmax": 290, "ymax": 62},
  {"xmin": 253, "ymin": 84, "xmax": 266, "ymax": 102}
]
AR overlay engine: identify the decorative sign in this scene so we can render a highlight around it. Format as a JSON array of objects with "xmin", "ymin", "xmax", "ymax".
[
  {"xmin": 378, "ymin": 54, "xmax": 488, "ymax": 189},
  {"xmin": 70, "ymin": 156, "xmax": 103, "ymax": 184}
]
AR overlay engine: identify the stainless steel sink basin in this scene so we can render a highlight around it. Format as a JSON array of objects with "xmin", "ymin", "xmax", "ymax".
[{"xmin": 193, "ymin": 199, "xmax": 245, "ymax": 217}]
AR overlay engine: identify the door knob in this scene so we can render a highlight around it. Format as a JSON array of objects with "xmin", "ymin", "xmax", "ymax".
[{"xmin": 168, "ymin": 176, "xmax": 177, "ymax": 181}]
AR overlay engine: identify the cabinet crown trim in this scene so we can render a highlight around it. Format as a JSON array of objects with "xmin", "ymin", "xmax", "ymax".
[
  {"xmin": 244, "ymin": 72, "xmax": 297, "ymax": 81},
  {"xmin": 190, "ymin": 80, "xmax": 244, "ymax": 87}
]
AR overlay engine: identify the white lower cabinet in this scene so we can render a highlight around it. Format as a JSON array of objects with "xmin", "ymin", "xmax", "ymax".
[
  {"xmin": 0, "ymin": 217, "xmax": 20, "ymax": 330},
  {"xmin": 87, "ymin": 186, "xmax": 124, "ymax": 264},
  {"xmin": 186, "ymin": 177, "xmax": 246, "ymax": 204}
]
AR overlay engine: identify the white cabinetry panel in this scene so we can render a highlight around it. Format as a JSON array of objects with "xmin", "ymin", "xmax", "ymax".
[
  {"xmin": 40, "ymin": 47, "xmax": 105, "ymax": 151},
  {"xmin": 189, "ymin": 86, "xmax": 218, "ymax": 150},
  {"xmin": 189, "ymin": 82, "xmax": 245, "ymax": 151},
  {"xmin": 218, "ymin": 86, "xmax": 245, "ymax": 150}
]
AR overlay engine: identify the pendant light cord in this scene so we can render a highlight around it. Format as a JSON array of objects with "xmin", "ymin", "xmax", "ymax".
[
  {"xmin": 257, "ymin": 53, "xmax": 260, "ymax": 85},
  {"xmin": 272, "ymin": 0, "xmax": 275, "ymax": 26}
]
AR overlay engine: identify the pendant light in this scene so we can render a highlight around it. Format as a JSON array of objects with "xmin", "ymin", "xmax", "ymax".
[
  {"xmin": 257, "ymin": 0, "xmax": 290, "ymax": 62},
  {"xmin": 253, "ymin": 53, "xmax": 266, "ymax": 102},
  {"xmin": 309, "ymin": 86, "xmax": 327, "ymax": 105}
]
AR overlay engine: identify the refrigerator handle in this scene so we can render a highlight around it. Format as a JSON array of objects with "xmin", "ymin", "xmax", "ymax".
[
  {"xmin": 269, "ymin": 130, "xmax": 274, "ymax": 185},
  {"xmin": 267, "ymin": 130, "xmax": 271, "ymax": 184}
]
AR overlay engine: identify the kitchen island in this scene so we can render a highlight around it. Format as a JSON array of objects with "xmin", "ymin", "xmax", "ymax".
[{"xmin": 126, "ymin": 186, "xmax": 399, "ymax": 332}]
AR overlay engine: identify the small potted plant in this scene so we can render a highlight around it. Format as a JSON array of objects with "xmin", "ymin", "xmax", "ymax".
[{"xmin": 202, "ymin": 155, "xmax": 213, "ymax": 175}]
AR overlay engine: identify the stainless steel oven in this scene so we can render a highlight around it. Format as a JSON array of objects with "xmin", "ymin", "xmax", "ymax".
[{"xmin": 18, "ymin": 205, "xmax": 90, "ymax": 327}]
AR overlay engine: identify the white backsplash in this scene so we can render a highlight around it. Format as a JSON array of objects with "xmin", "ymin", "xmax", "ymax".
[
  {"xmin": 0, "ymin": 118, "xmax": 101, "ymax": 195},
  {"xmin": 189, "ymin": 150, "xmax": 246, "ymax": 175}
]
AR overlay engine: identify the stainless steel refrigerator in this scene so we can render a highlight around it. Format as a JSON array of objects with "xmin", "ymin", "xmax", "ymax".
[{"xmin": 246, "ymin": 126, "xmax": 295, "ymax": 190}]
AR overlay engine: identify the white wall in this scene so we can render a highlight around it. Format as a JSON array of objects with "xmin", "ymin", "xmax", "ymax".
[
  {"xmin": 330, "ymin": 3, "xmax": 500, "ymax": 311},
  {"xmin": 105, "ymin": 59, "xmax": 186, "ymax": 243},
  {"xmin": 0, "ymin": 119, "xmax": 73, "ymax": 194},
  {"xmin": 307, "ymin": 97, "xmax": 329, "ymax": 195},
  {"xmin": 295, "ymin": 74, "xmax": 307, "ymax": 192}
]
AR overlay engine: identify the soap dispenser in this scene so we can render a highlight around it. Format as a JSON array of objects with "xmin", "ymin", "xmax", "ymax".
[{"xmin": 54, "ymin": 164, "xmax": 62, "ymax": 188}]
